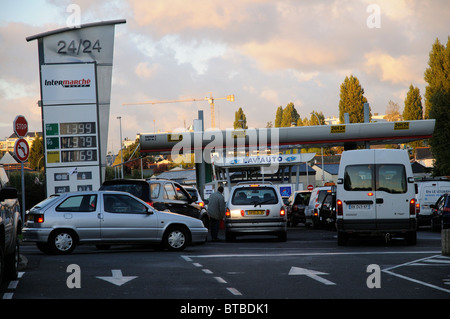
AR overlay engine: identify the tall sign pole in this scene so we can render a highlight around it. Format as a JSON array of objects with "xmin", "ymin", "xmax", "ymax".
[
  {"xmin": 26, "ymin": 20, "xmax": 125, "ymax": 195},
  {"xmin": 13, "ymin": 115, "xmax": 29, "ymax": 220}
]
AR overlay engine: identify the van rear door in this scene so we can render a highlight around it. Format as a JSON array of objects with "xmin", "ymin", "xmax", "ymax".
[
  {"xmin": 342, "ymin": 164, "xmax": 376, "ymax": 227},
  {"xmin": 374, "ymin": 151, "xmax": 413, "ymax": 230},
  {"xmin": 340, "ymin": 150, "xmax": 377, "ymax": 229}
]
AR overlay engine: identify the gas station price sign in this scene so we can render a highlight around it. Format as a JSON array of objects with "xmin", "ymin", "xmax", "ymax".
[{"xmin": 44, "ymin": 119, "xmax": 100, "ymax": 166}]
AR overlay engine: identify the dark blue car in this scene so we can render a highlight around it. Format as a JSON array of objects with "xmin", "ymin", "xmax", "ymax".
[{"xmin": 430, "ymin": 193, "xmax": 450, "ymax": 231}]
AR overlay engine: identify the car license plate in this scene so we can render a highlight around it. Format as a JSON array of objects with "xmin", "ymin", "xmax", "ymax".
[
  {"xmin": 348, "ymin": 204, "xmax": 370, "ymax": 210},
  {"xmin": 247, "ymin": 210, "xmax": 265, "ymax": 215}
]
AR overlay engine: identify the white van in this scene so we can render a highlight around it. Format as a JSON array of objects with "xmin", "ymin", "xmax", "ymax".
[
  {"xmin": 416, "ymin": 179, "xmax": 450, "ymax": 227},
  {"xmin": 336, "ymin": 149, "xmax": 417, "ymax": 245}
]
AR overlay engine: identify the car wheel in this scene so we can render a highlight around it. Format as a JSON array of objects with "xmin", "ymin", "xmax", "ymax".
[
  {"xmin": 4, "ymin": 233, "xmax": 19, "ymax": 280},
  {"xmin": 36, "ymin": 242, "xmax": 51, "ymax": 254},
  {"xmin": 49, "ymin": 230, "xmax": 77, "ymax": 254},
  {"xmin": 405, "ymin": 231, "xmax": 417, "ymax": 245},
  {"xmin": 278, "ymin": 231, "xmax": 287, "ymax": 242},
  {"xmin": 0, "ymin": 245, "xmax": 4, "ymax": 286},
  {"xmin": 225, "ymin": 231, "xmax": 236, "ymax": 242},
  {"xmin": 201, "ymin": 215, "xmax": 210, "ymax": 229},
  {"xmin": 164, "ymin": 227, "xmax": 188, "ymax": 251},
  {"xmin": 337, "ymin": 232, "xmax": 348, "ymax": 246}
]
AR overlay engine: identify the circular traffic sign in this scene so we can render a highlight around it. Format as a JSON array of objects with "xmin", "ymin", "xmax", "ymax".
[
  {"xmin": 307, "ymin": 184, "xmax": 314, "ymax": 191},
  {"xmin": 14, "ymin": 115, "xmax": 28, "ymax": 137},
  {"xmin": 14, "ymin": 138, "xmax": 30, "ymax": 162}
]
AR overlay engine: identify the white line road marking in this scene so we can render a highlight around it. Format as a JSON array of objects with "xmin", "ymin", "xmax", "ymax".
[
  {"xmin": 214, "ymin": 277, "xmax": 227, "ymax": 283},
  {"xmin": 227, "ymin": 287, "xmax": 242, "ymax": 296}
]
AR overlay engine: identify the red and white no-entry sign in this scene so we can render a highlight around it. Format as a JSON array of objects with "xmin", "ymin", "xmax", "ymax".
[
  {"xmin": 14, "ymin": 115, "xmax": 28, "ymax": 137},
  {"xmin": 14, "ymin": 138, "xmax": 30, "ymax": 162},
  {"xmin": 307, "ymin": 184, "xmax": 314, "ymax": 191}
]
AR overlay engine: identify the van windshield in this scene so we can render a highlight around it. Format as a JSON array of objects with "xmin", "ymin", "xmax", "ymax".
[{"xmin": 343, "ymin": 164, "xmax": 407, "ymax": 194}]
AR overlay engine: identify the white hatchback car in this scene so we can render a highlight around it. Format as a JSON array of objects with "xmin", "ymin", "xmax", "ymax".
[
  {"xmin": 22, "ymin": 191, "xmax": 208, "ymax": 254},
  {"xmin": 225, "ymin": 183, "xmax": 287, "ymax": 242}
]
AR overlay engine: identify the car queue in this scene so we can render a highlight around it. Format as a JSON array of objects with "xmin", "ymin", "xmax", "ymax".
[{"xmin": 21, "ymin": 150, "xmax": 450, "ymax": 254}]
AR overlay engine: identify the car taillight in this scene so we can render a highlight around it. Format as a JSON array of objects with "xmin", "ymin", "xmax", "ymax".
[
  {"xmin": 409, "ymin": 199, "xmax": 416, "ymax": 216},
  {"xmin": 280, "ymin": 207, "xmax": 286, "ymax": 216},
  {"xmin": 415, "ymin": 202, "xmax": 420, "ymax": 214},
  {"xmin": 28, "ymin": 214, "xmax": 44, "ymax": 223},
  {"xmin": 225, "ymin": 208, "xmax": 230, "ymax": 217},
  {"xmin": 241, "ymin": 210, "xmax": 245, "ymax": 217},
  {"xmin": 443, "ymin": 207, "xmax": 450, "ymax": 213},
  {"xmin": 337, "ymin": 199, "xmax": 343, "ymax": 216},
  {"xmin": 313, "ymin": 209, "xmax": 318, "ymax": 217},
  {"xmin": 199, "ymin": 202, "xmax": 205, "ymax": 207},
  {"xmin": 147, "ymin": 201, "xmax": 154, "ymax": 207},
  {"xmin": 293, "ymin": 204, "xmax": 298, "ymax": 212}
]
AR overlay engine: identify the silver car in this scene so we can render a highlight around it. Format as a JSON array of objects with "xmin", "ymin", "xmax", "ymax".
[
  {"xmin": 225, "ymin": 183, "xmax": 287, "ymax": 241},
  {"xmin": 22, "ymin": 191, "xmax": 208, "ymax": 254}
]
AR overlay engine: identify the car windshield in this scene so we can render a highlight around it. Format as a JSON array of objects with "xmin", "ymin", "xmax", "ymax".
[{"xmin": 232, "ymin": 187, "xmax": 278, "ymax": 206}]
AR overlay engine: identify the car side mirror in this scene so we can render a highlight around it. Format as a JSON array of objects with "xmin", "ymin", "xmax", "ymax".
[
  {"xmin": 337, "ymin": 178, "xmax": 343, "ymax": 184},
  {"xmin": 147, "ymin": 207, "xmax": 154, "ymax": 214},
  {"xmin": 0, "ymin": 187, "xmax": 18, "ymax": 201}
]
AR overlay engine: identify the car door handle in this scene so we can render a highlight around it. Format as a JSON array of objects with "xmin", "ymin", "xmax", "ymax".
[
  {"xmin": 97, "ymin": 213, "xmax": 103, "ymax": 219},
  {"xmin": 376, "ymin": 198, "xmax": 383, "ymax": 204}
]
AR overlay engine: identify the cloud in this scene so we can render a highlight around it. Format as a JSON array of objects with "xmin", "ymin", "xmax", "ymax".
[
  {"xmin": 135, "ymin": 62, "xmax": 158, "ymax": 79},
  {"xmin": 364, "ymin": 51, "xmax": 424, "ymax": 85},
  {"xmin": 0, "ymin": 0, "xmax": 449, "ymax": 150}
]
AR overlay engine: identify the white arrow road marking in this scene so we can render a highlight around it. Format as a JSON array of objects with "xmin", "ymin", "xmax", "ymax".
[
  {"xmin": 289, "ymin": 266, "xmax": 336, "ymax": 285},
  {"xmin": 96, "ymin": 269, "xmax": 137, "ymax": 286}
]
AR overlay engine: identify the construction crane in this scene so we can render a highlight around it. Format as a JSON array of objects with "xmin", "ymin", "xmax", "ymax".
[{"xmin": 123, "ymin": 94, "xmax": 235, "ymax": 129}]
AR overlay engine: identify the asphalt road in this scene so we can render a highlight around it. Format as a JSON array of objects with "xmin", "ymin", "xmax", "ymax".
[{"xmin": 2, "ymin": 226, "xmax": 449, "ymax": 312}]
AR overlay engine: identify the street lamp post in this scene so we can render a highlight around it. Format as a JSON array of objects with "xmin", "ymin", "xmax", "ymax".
[
  {"xmin": 311, "ymin": 112, "xmax": 325, "ymax": 184},
  {"xmin": 117, "ymin": 116, "xmax": 123, "ymax": 179}
]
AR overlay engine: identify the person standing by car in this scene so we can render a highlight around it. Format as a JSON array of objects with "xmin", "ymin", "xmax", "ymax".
[{"xmin": 207, "ymin": 186, "xmax": 226, "ymax": 241}]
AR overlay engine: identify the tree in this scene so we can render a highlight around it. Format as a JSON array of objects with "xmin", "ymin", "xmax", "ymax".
[
  {"xmin": 338, "ymin": 75, "xmax": 369, "ymax": 123},
  {"xmin": 424, "ymin": 38, "xmax": 449, "ymax": 119},
  {"xmin": 281, "ymin": 102, "xmax": 300, "ymax": 127},
  {"xmin": 274, "ymin": 106, "xmax": 283, "ymax": 128},
  {"xmin": 28, "ymin": 135, "xmax": 44, "ymax": 170},
  {"xmin": 384, "ymin": 100, "xmax": 402, "ymax": 122},
  {"xmin": 424, "ymin": 37, "xmax": 450, "ymax": 175},
  {"xmin": 403, "ymin": 84, "xmax": 423, "ymax": 120},
  {"xmin": 233, "ymin": 107, "xmax": 248, "ymax": 129},
  {"xmin": 309, "ymin": 111, "xmax": 325, "ymax": 125}
]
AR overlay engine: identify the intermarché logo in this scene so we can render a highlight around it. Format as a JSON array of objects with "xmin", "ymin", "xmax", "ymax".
[{"xmin": 44, "ymin": 78, "xmax": 91, "ymax": 88}]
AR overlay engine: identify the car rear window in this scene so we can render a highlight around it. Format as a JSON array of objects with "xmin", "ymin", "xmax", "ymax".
[
  {"xmin": 101, "ymin": 182, "xmax": 149, "ymax": 201},
  {"xmin": 232, "ymin": 187, "xmax": 278, "ymax": 205},
  {"xmin": 56, "ymin": 195, "xmax": 97, "ymax": 212}
]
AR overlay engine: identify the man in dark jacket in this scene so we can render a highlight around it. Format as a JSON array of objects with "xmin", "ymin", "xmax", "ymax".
[{"xmin": 207, "ymin": 186, "xmax": 226, "ymax": 241}]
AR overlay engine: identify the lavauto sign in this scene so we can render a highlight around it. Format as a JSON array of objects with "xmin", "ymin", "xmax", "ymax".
[{"xmin": 223, "ymin": 154, "xmax": 315, "ymax": 166}]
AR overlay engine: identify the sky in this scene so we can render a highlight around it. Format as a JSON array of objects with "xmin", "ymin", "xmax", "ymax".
[{"xmin": 0, "ymin": 0, "xmax": 448, "ymax": 154}]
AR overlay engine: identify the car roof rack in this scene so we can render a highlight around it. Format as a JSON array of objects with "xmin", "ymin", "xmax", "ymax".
[{"xmin": 236, "ymin": 181, "xmax": 273, "ymax": 185}]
